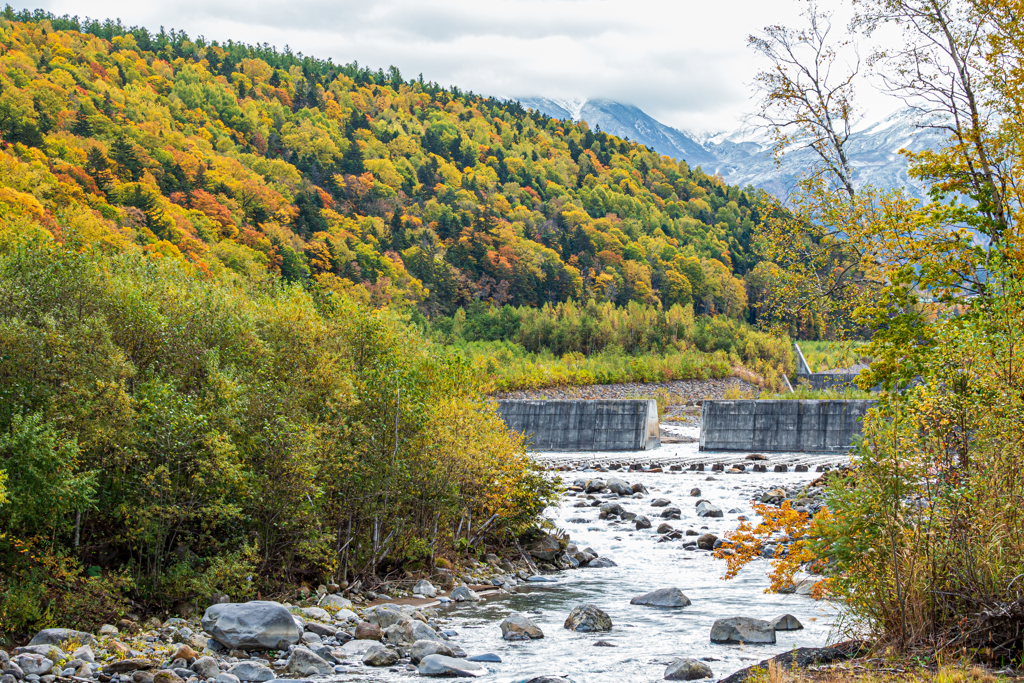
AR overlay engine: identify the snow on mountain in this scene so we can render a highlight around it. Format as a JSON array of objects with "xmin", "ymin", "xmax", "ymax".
[{"xmin": 516, "ymin": 97, "xmax": 941, "ymax": 200}]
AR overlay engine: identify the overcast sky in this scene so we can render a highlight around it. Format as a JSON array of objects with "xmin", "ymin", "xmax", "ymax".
[{"xmin": 33, "ymin": 0, "xmax": 889, "ymax": 133}]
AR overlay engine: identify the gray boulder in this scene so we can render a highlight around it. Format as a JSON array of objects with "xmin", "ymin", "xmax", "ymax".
[
  {"xmin": 13, "ymin": 654, "xmax": 53, "ymax": 676},
  {"xmin": 214, "ymin": 674, "xmax": 240, "ymax": 683},
  {"xmin": 410, "ymin": 640, "xmax": 455, "ymax": 664},
  {"xmin": 606, "ymin": 478, "xmax": 633, "ymax": 496},
  {"xmin": 630, "ymin": 588, "xmax": 691, "ymax": 607},
  {"xmin": 564, "ymin": 604, "xmax": 612, "ymax": 632},
  {"xmin": 226, "ymin": 661, "xmax": 275, "ymax": 682},
  {"xmin": 599, "ymin": 502, "xmax": 626, "ymax": 519},
  {"xmin": 384, "ymin": 620, "xmax": 440, "ymax": 645},
  {"xmin": 635, "ymin": 515, "xmax": 652, "ymax": 529},
  {"xmin": 661, "ymin": 507, "xmax": 682, "ymax": 519},
  {"xmin": 450, "ymin": 586, "xmax": 481, "ymax": 602},
  {"xmin": 696, "ymin": 501, "xmax": 723, "ymax": 518},
  {"xmin": 285, "ymin": 647, "xmax": 331, "ymax": 676},
  {"xmin": 665, "ymin": 658, "xmax": 713, "ymax": 680},
  {"xmin": 772, "ymin": 614, "xmax": 803, "ymax": 631},
  {"xmin": 361, "ymin": 644, "xmax": 399, "ymax": 667},
  {"xmin": 29, "ymin": 629, "xmax": 97, "ymax": 648},
  {"xmin": 651, "ymin": 498, "xmax": 671, "ymax": 507},
  {"xmin": 340, "ymin": 639, "xmax": 377, "ymax": 655},
  {"xmin": 299, "ymin": 607, "xmax": 330, "ymax": 622},
  {"xmin": 584, "ymin": 479, "xmax": 606, "ymax": 493},
  {"xmin": 362, "ymin": 604, "xmax": 407, "ymax": 629},
  {"xmin": 13, "ymin": 645, "xmax": 65, "ymax": 662},
  {"xmin": 191, "ymin": 657, "xmax": 220, "ymax": 679},
  {"xmin": 499, "ymin": 613, "xmax": 543, "ymax": 640},
  {"xmin": 417, "ymin": 654, "xmax": 486, "ymax": 677},
  {"xmin": 413, "ymin": 579, "xmax": 437, "ymax": 598},
  {"xmin": 710, "ymin": 617, "xmax": 776, "ymax": 644},
  {"xmin": 201, "ymin": 601, "xmax": 301, "ymax": 651},
  {"xmin": 584, "ymin": 557, "xmax": 617, "ymax": 568},
  {"xmin": 320, "ymin": 594, "xmax": 352, "ymax": 609},
  {"xmin": 523, "ymin": 531, "xmax": 562, "ymax": 561}
]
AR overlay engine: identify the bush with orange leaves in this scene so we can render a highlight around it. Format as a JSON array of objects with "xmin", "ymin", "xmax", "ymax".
[{"xmin": 714, "ymin": 499, "xmax": 832, "ymax": 598}]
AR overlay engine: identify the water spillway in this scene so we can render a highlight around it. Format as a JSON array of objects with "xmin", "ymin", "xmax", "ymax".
[
  {"xmin": 497, "ymin": 399, "xmax": 660, "ymax": 451},
  {"xmin": 700, "ymin": 399, "xmax": 875, "ymax": 453}
]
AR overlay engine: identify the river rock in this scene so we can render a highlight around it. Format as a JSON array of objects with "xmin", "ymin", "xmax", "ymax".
[
  {"xmin": 361, "ymin": 644, "xmax": 399, "ymax": 667},
  {"xmin": 214, "ymin": 674, "xmax": 239, "ymax": 683},
  {"xmin": 340, "ymin": 639, "xmax": 377, "ymax": 655},
  {"xmin": 226, "ymin": 661, "xmax": 275, "ymax": 682},
  {"xmin": 300, "ymin": 607, "xmax": 330, "ymax": 622},
  {"xmin": 651, "ymin": 498, "xmax": 671, "ymax": 507},
  {"xmin": 499, "ymin": 613, "xmax": 543, "ymax": 640},
  {"xmin": 584, "ymin": 557, "xmax": 617, "ymax": 568},
  {"xmin": 630, "ymin": 588, "xmax": 691, "ymax": 607},
  {"xmin": 304, "ymin": 621, "xmax": 338, "ymax": 638},
  {"xmin": 191, "ymin": 657, "xmax": 219, "ymax": 679},
  {"xmin": 523, "ymin": 530, "xmax": 562, "ymax": 561},
  {"xmin": 362, "ymin": 604, "xmax": 407, "ymax": 629},
  {"xmin": 635, "ymin": 515, "xmax": 652, "ymax": 529},
  {"xmin": 202, "ymin": 601, "xmax": 301, "ymax": 651},
  {"xmin": 689, "ymin": 488, "xmax": 701, "ymax": 497},
  {"xmin": 13, "ymin": 655, "xmax": 52, "ymax": 676},
  {"xmin": 284, "ymin": 647, "xmax": 331, "ymax": 676},
  {"xmin": 450, "ymin": 586, "xmax": 481, "ymax": 602},
  {"xmin": 467, "ymin": 653, "xmax": 501, "ymax": 662},
  {"xmin": 665, "ymin": 658, "xmax": 713, "ymax": 680},
  {"xmin": 599, "ymin": 502, "xmax": 626, "ymax": 519},
  {"xmin": 696, "ymin": 501, "xmax": 723, "ymax": 518},
  {"xmin": 413, "ymin": 579, "xmax": 437, "ymax": 597},
  {"xmin": 417, "ymin": 654, "xmax": 486, "ymax": 677},
  {"xmin": 29, "ymin": 629, "xmax": 97, "ymax": 648},
  {"xmin": 153, "ymin": 670, "xmax": 185, "ymax": 683},
  {"xmin": 564, "ymin": 604, "xmax": 612, "ymax": 632},
  {"xmin": 104, "ymin": 659, "xmax": 157, "ymax": 674},
  {"xmin": 661, "ymin": 507, "xmax": 681, "ymax": 519},
  {"xmin": 355, "ymin": 622, "xmax": 383, "ymax": 640},
  {"xmin": 696, "ymin": 533, "xmax": 718, "ymax": 550},
  {"xmin": 14, "ymin": 645, "xmax": 65, "ymax": 662},
  {"xmin": 584, "ymin": 479, "xmax": 606, "ymax": 493},
  {"xmin": 606, "ymin": 478, "xmax": 633, "ymax": 496},
  {"xmin": 409, "ymin": 640, "xmax": 455, "ymax": 664},
  {"xmin": 710, "ymin": 617, "xmax": 776, "ymax": 644},
  {"xmin": 657, "ymin": 522, "xmax": 674, "ymax": 534},
  {"xmin": 772, "ymin": 614, "xmax": 803, "ymax": 631}
]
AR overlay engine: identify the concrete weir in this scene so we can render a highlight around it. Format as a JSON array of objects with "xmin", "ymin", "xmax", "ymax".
[
  {"xmin": 497, "ymin": 399, "xmax": 660, "ymax": 451},
  {"xmin": 700, "ymin": 399, "xmax": 875, "ymax": 453}
]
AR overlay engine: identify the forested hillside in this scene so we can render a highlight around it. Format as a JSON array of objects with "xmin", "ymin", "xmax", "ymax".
[{"xmin": 0, "ymin": 8, "xmax": 758, "ymax": 318}]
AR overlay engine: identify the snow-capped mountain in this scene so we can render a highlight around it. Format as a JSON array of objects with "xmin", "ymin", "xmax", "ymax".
[{"xmin": 516, "ymin": 97, "xmax": 942, "ymax": 200}]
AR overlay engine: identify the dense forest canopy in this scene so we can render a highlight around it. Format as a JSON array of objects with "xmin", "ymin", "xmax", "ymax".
[{"xmin": 0, "ymin": 7, "xmax": 760, "ymax": 320}]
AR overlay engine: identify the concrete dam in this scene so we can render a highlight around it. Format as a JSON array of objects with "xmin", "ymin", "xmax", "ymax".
[
  {"xmin": 497, "ymin": 399, "xmax": 660, "ymax": 451},
  {"xmin": 699, "ymin": 399, "xmax": 875, "ymax": 453}
]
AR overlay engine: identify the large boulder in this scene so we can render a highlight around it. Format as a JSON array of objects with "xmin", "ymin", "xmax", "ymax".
[
  {"xmin": 696, "ymin": 501, "xmax": 724, "ymax": 518},
  {"xmin": 201, "ymin": 601, "xmax": 301, "ymax": 651},
  {"xmin": 29, "ymin": 629, "xmax": 97, "ymax": 648},
  {"xmin": 772, "ymin": 614, "xmax": 803, "ymax": 631},
  {"xmin": 191, "ymin": 657, "xmax": 219, "ymax": 679},
  {"xmin": 12, "ymin": 654, "xmax": 53, "ymax": 676},
  {"xmin": 284, "ymin": 647, "xmax": 331, "ymax": 676},
  {"xmin": 226, "ymin": 661, "xmax": 275, "ymax": 682},
  {"xmin": 710, "ymin": 617, "xmax": 776, "ymax": 644},
  {"xmin": 413, "ymin": 579, "xmax": 437, "ymax": 597},
  {"xmin": 362, "ymin": 604, "xmax": 407, "ymax": 629},
  {"xmin": 417, "ymin": 655, "xmax": 486, "ymax": 677},
  {"xmin": 499, "ymin": 613, "xmax": 543, "ymax": 640},
  {"xmin": 630, "ymin": 588, "xmax": 691, "ymax": 608},
  {"xmin": 696, "ymin": 533, "xmax": 718, "ymax": 550},
  {"xmin": 606, "ymin": 478, "xmax": 633, "ymax": 496},
  {"xmin": 522, "ymin": 530, "xmax": 562, "ymax": 561},
  {"xmin": 409, "ymin": 640, "xmax": 455, "ymax": 664},
  {"xmin": 665, "ymin": 658, "xmax": 713, "ymax": 680},
  {"xmin": 584, "ymin": 557, "xmax": 617, "ymax": 568},
  {"xmin": 450, "ymin": 586, "xmax": 481, "ymax": 602},
  {"xmin": 564, "ymin": 604, "xmax": 612, "ymax": 632},
  {"xmin": 361, "ymin": 644, "xmax": 399, "ymax": 667}
]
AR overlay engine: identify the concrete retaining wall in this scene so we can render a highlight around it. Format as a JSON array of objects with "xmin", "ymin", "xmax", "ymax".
[
  {"xmin": 700, "ymin": 399, "xmax": 875, "ymax": 453},
  {"xmin": 498, "ymin": 399, "xmax": 660, "ymax": 451}
]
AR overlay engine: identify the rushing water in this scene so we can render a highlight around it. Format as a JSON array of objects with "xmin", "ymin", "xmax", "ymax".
[{"xmin": 330, "ymin": 426, "xmax": 842, "ymax": 682}]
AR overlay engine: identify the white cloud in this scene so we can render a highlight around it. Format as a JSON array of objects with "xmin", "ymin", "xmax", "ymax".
[{"xmin": 34, "ymin": 0, "xmax": 891, "ymax": 133}]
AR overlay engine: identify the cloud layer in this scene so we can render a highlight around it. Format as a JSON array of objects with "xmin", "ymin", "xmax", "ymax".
[{"xmin": 35, "ymin": 0, "xmax": 825, "ymax": 132}]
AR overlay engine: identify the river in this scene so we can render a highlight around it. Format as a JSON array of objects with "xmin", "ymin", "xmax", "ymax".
[{"xmin": 332, "ymin": 424, "xmax": 843, "ymax": 682}]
